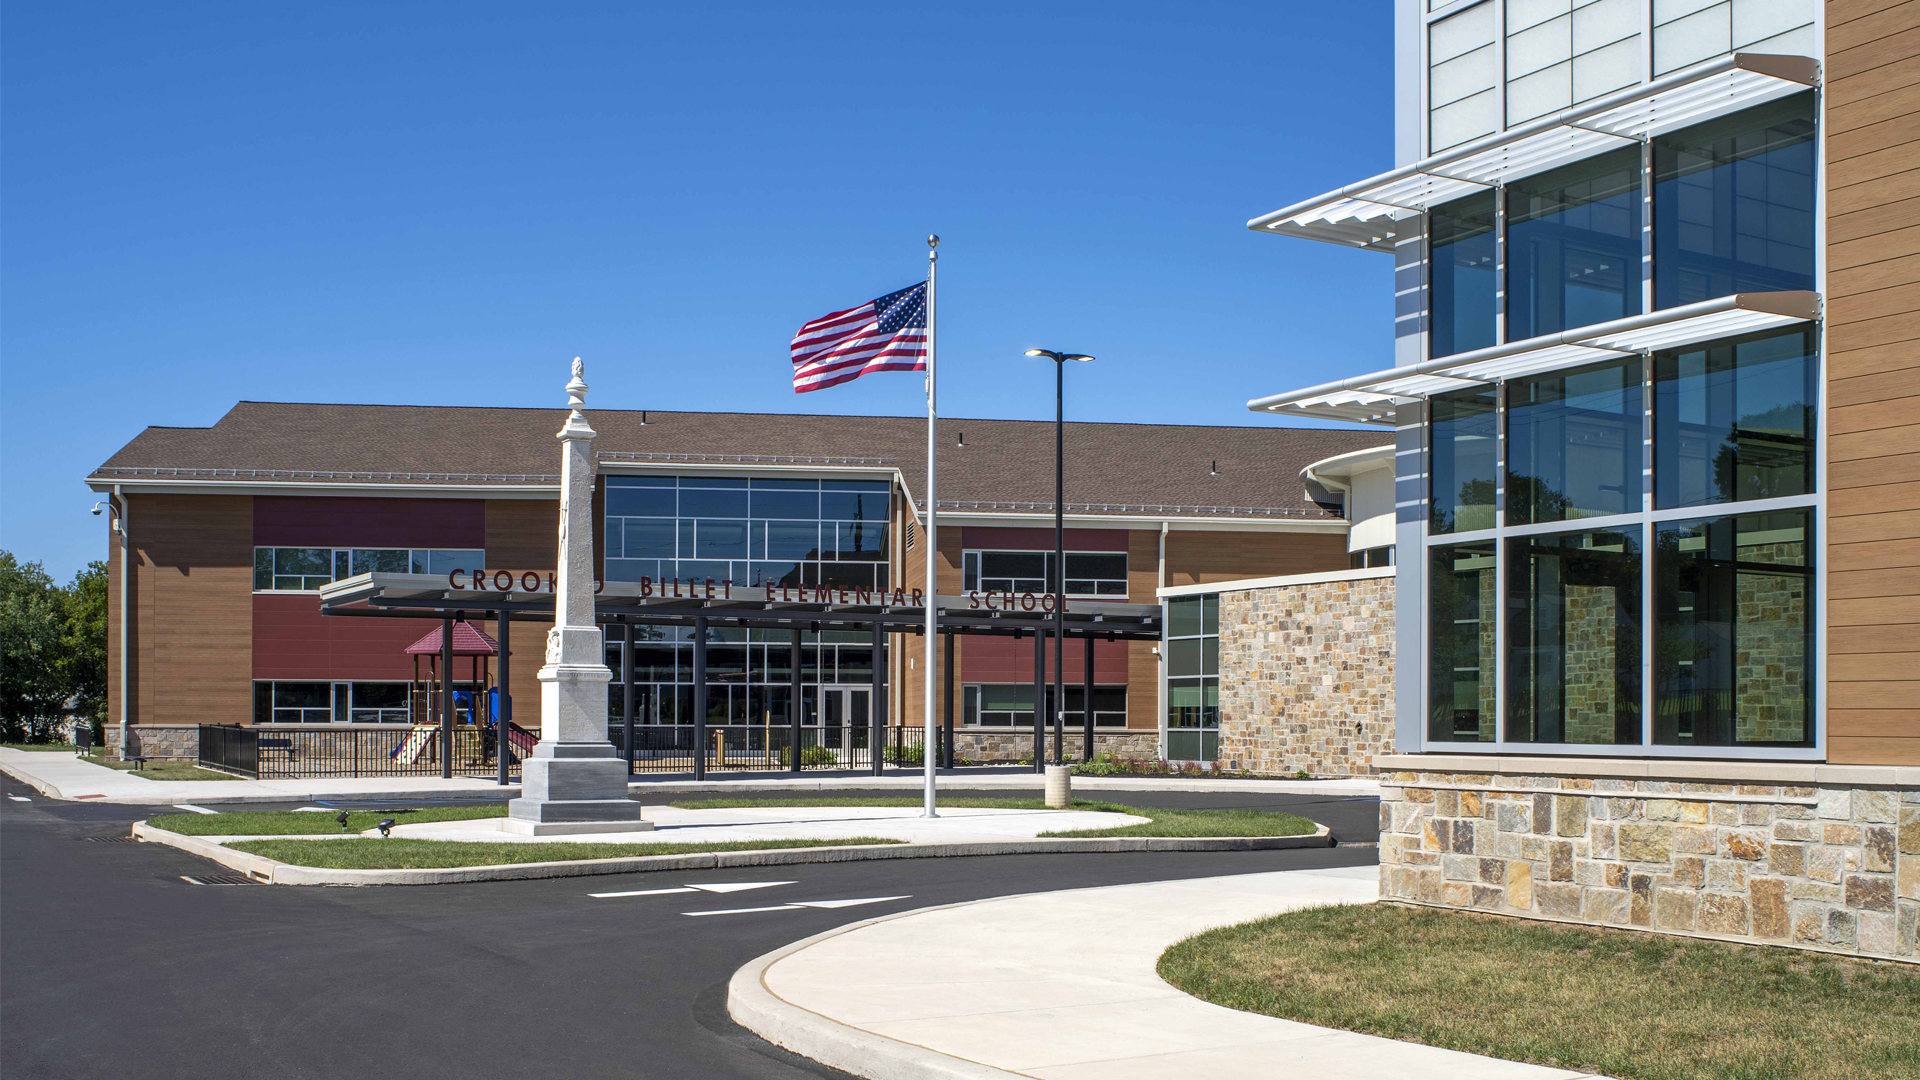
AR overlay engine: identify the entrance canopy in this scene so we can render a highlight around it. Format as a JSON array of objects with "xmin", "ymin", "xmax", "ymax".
[{"xmin": 317, "ymin": 573, "xmax": 1163, "ymax": 640}]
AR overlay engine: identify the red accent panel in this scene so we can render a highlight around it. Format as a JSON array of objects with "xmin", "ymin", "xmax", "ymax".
[
  {"xmin": 253, "ymin": 595, "xmax": 445, "ymax": 681},
  {"xmin": 960, "ymin": 636, "xmax": 1129, "ymax": 685},
  {"xmin": 961, "ymin": 527, "xmax": 1129, "ymax": 552},
  {"xmin": 253, "ymin": 496, "xmax": 485, "ymax": 548}
]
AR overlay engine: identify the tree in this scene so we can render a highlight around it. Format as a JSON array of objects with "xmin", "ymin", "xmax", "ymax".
[
  {"xmin": 0, "ymin": 552, "xmax": 70, "ymax": 742},
  {"xmin": 61, "ymin": 561, "xmax": 109, "ymax": 738}
]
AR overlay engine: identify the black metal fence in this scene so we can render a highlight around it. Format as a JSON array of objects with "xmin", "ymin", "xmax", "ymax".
[
  {"xmin": 198, "ymin": 723, "xmax": 945, "ymax": 779},
  {"xmin": 609, "ymin": 725, "xmax": 940, "ymax": 773},
  {"xmin": 197, "ymin": 724, "xmax": 518, "ymax": 780}
]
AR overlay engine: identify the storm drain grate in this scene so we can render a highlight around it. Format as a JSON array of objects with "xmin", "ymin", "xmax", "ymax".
[
  {"xmin": 180, "ymin": 874, "xmax": 257, "ymax": 886},
  {"xmin": 84, "ymin": 835, "xmax": 140, "ymax": 843}
]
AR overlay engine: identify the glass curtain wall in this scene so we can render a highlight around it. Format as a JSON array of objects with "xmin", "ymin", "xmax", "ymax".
[
  {"xmin": 1654, "ymin": 326, "xmax": 1816, "ymax": 509},
  {"xmin": 1506, "ymin": 147, "xmax": 1642, "ymax": 340},
  {"xmin": 1430, "ymin": 191, "xmax": 1498, "ymax": 358},
  {"xmin": 1165, "ymin": 595, "xmax": 1219, "ymax": 760},
  {"xmin": 1654, "ymin": 510, "xmax": 1813, "ymax": 747},
  {"xmin": 1505, "ymin": 528, "xmax": 1643, "ymax": 745},
  {"xmin": 1653, "ymin": 92, "xmax": 1817, "ymax": 309},
  {"xmin": 1506, "ymin": 360, "xmax": 1641, "ymax": 525},
  {"xmin": 605, "ymin": 626, "xmax": 873, "ymax": 727},
  {"xmin": 1431, "ymin": 387, "xmax": 1498, "ymax": 533},
  {"xmin": 1428, "ymin": 541, "xmax": 1497, "ymax": 743},
  {"xmin": 605, "ymin": 475, "xmax": 890, "ymax": 591}
]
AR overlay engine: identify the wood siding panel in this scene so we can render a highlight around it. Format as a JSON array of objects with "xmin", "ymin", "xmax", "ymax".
[
  {"xmin": 1826, "ymin": 10, "xmax": 1920, "ymax": 766},
  {"xmin": 484, "ymin": 499, "xmax": 560, "ymax": 569},
  {"xmin": 133, "ymin": 494, "xmax": 253, "ymax": 726},
  {"xmin": 1830, "ymin": 195, "xmax": 1920, "ymax": 244},
  {"xmin": 1161, "ymin": 529, "xmax": 1349, "ymax": 588}
]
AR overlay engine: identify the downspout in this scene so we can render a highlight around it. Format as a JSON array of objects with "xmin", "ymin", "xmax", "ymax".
[
  {"xmin": 1156, "ymin": 520, "xmax": 1168, "ymax": 759},
  {"xmin": 114, "ymin": 485, "xmax": 131, "ymax": 759}
]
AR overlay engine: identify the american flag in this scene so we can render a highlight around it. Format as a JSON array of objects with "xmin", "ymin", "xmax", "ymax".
[{"xmin": 790, "ymin": 281, "xmax": 928, "ymax": 393}]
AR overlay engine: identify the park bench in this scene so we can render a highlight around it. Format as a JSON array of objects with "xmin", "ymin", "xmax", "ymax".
[{"xmin": 258, "ymin": 737, "xmax": 299, "ymax": 762}]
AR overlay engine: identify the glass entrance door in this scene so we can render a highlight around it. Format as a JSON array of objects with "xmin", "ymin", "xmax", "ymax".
[{"xmin": 817, "ymin": 685, "xmax": 871, "ymax": 755}]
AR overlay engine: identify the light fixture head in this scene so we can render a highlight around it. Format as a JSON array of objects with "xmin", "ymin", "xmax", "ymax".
[
  {"xmin": 1024, "ymin": 349, "xmax": 1049, "ymax": 357},
  {"xmin": 91, "ymin": 504, "xmax": 103, "ymax": 516},
  {"xmin": 1064, "ymin": 354, "xmax": 1094, "ymax": 362},
  {"xmin": 377, "ymin": 817, "xmax": 396, "ymax": 838}
]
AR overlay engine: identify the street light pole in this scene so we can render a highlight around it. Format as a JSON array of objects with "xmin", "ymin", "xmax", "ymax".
[{"xmin": 1024, "ymin": 349, "xmax": 1093, "ymax": 768}]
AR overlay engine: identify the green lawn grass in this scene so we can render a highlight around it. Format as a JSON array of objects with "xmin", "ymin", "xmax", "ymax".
[
  {"xmin": 666, "ymin": 796, "xmax": 1318, "ymax": 838},
  {"xmin": 225, "ymin": 836, "xmax": 901, "ymax": 869},
  {"xmin": 1158, "ymin": 904, "xmax": 1920, "ymax": 1080},
  {"xmin": 82, "ymin": 753, "xmax": 240, "ymax": 781},
  {"xmin": 150, "ymin": 805, "xmax": 508, "ymax": 835}
]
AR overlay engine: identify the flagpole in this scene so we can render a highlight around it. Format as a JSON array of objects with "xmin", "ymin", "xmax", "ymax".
[{"xmin": 922, "ymin": 234, "xmax": 940, "ymax": 818}]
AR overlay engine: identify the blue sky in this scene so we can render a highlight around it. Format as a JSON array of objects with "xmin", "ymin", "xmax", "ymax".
[{"xmin": 1, "ymin": 2, "xmax": 1394, "ymax": 580}]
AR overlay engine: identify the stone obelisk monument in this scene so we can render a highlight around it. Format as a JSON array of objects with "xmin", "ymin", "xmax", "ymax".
[{"xmin": 503, "ymin": 358, "xmax": 651, "ymax": 834}]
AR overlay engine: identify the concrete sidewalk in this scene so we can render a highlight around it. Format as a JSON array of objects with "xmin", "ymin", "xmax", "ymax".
[
  {"xmin": 0, "ymin": 748, "xmax": 1378, "ymax": 805},
  {"xmin": 731, "ymin": 869, "xmax": 1601, "ymax": 1080}
]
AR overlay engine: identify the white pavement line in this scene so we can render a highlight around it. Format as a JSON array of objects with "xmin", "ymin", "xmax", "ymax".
[
  {"xmin": 8, "ymin": 796, "xmax": 29, "ymax": 802},
  {"xmin": 686, "ymin": 904, "xmax": 798, "ymax": 917},
  {"xmin": 173, "ymin": 804, "xmax": 220, "ymax": 815},
  {"xmin": 591, "ymin": 887, "xmax": 697, "ymax": 898},
  {"xmin": 292, "ymin": 806, "xmax": 331, "ymax": 812},
  {"xmin": 791, "ymin": 896, "xmax": 910, "ymax": 909}
]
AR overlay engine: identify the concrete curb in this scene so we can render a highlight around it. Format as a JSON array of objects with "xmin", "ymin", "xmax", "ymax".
[
  {"xmin": 729, "ymin": 902, "xmax": 1031, "ymax": 1080},
  {"xmin": 130, "ymin": 821, "xmax": 1332, "ymax": 886},
  {"xmin": 0, "ymin": 758, "xmax": 67, "ymax": 800}
]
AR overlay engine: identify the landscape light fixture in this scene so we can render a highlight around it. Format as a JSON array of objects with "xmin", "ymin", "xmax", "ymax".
[
  {"xmin": 336, "ymin": 811, "xmax": 351, "ymax": 833},
  {"xmin": 377, "ymin": 817, "xmax": 396, "ymax": 838},
  {"xmin": 1023, "ymin": 348, "xmax": 1095, "ymax": 767}
]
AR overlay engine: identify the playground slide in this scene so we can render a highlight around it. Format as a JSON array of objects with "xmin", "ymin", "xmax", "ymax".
[{"xmin": 391, "ymin": 726, "xmax": 437, "ymax": 764}]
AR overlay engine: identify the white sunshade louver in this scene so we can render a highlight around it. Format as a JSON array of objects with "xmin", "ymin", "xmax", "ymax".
[
  {"xmin": 1249, "ymin": 292, "xmax": 1819, "ymax": 426},
  {"xmin": 1250, "ymin": 53, "xmax": 1818, "ymax": 253}
]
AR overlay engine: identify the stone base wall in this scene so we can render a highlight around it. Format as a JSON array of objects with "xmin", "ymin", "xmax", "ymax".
[
  {"xmin": 108, "ymin": 724, "xmax": 200, "ymax": 762},
  {"xmin": 1379, "ymin": 768, "xmax": 1919, "ymax": 963},
  {"xmin": 954, "ymin": 730, "xmax": 1158, "ymax": 763},
  {"xmin": 1216, "ymin": 572, "xmax": 1395, "ymax": 778}
]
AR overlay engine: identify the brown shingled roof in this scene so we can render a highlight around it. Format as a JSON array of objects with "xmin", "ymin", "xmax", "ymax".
[{"xmin": 91, "ymin": 402, "xmax": 1387, "ymax": 520}]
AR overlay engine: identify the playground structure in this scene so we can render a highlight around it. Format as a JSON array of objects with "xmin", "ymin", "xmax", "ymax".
[{"xmin": 390, "ymin": 620, "xmax": 537, "ymax": 768}]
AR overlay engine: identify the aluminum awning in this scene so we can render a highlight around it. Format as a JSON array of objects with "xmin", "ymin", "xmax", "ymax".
[
  {"xmin": 1248, "ymin": 52, "xmax": 1818, "ymax": 253},
  {"xmin": 1247, "ymin": 291, "xmax": 1818, "ymax": 425}
]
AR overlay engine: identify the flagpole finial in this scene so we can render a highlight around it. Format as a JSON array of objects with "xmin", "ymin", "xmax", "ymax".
[{"xmin": 928, "ymin": 234, "xmax": 939, "ymax": 250}]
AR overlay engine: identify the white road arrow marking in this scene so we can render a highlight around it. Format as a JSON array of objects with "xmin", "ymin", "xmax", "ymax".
[
  {"xmin": 173, "ymin": 804, "xmax": 219, "ymax": 815},
  {"xmin": 687, "ymin": 881, "xmax": 796, "ymax": 893},
  {"xmin": 591, "ymin": 880, "xmax": 796, "ymax": 899},
  {"xmin": 8, "ymin": 796, "xmax": 30, "ymax": 802},
  {"xmin": 683, "ymin": 895, "xmax": 910, "ymax": 917}
]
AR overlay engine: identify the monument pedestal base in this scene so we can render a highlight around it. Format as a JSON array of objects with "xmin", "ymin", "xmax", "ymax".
[{"xmin": 505, "ymin": 740, "xmax": 648, "ymax": 833}]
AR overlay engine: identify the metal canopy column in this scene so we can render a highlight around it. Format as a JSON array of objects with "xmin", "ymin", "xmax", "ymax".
[
  {"xmin": 943, "ymin": 630, "xmax": 955, "ymax": 769},
  {"xmin": 439, "ymin": 614, "xmax": 455, "ymax": 779},
  {"xmin": 692, "ymin": 616, "xmax": 708, "ymax": 782},
  {"xmin": 1081, "ymin": 635, "xmax": 1095, "ymax": 762},
  {"xmin": 1031, "ymin": 630, "xmax": 1045, "ymax": 774},
  {"xmin": 870, "ymin": 621, "xmax": 886, "ymax": 777},
  {"xmin": 788, "ymin": 628, "xmax": 803, "ymax": 773},
  {"xmin": 620, "ymin": 619, "xmax": 635, "ymax": 775},
  {"xmin": 496, "ymin": 609, "xmax": 511, "ymax": 786}
]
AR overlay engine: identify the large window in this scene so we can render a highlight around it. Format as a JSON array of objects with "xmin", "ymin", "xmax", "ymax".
[
  {"xmin": 1654, "ymin": 92, "xmax": 1816, "ymax": 309},
  {"xmin": 253, "ymin": 548, "xmax": 483, "ymax": 591},
  {"xmin": 1164, "ymin": 594, "xmax": 1219, "ymax": 761},
  {"xmin": 1506, "ymin": 147, "xmax": 1642, "ymax": 340},
  {"xmin": 1654, "ymin": 325, "xmax": 1815, "ymax": 510},
  {"xmin": 1430, "ymin": 191, "xmax": 1498, "ymax": 358},
  {"xmin": 1506, "ymin": 528, "xmax": 1643, "ymax": 745},
  {"xmin": 1428, "ymin": 541, "xmax": 1496, "ymax": 743},
  {"xmin": 1655, "ymin": 510, "xmax": 1813, "ymax": 747},
  {"xmin": 962, "ymin": 685, "xmax": 1127, "ymax": 728},
  {"xmin": 1506, "ymin": 359, "xmax": 1641, "ymax": 525},
  {"xmin": 605, "ymin": 475, "xmax": 891, "ymax": 592},
  {"xmin": 963, "ymin": 550, "xmax": 1128, "ymax": 598},
  {"xmin": 252, "ymin": 681, "xmax": 423, "ymax": 724},
  {"xmin": 604, "ymin": 627, "xmax": 877, "ymax": 727},
  {"xmin": 1430, "ymin": 387, "xmax": 1498, "ymax": 534}
]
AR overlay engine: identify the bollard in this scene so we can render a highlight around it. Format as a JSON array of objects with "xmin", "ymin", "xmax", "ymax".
[{"xmin": 1045, "ymin": 764, "xmax": 1072, "ymax": 809}]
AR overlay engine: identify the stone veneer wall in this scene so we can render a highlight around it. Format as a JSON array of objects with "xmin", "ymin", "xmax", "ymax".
[
  {"xmin": 1214, "ymin": 573, "xmax": 1394, "ymax": 777},
  {"xmin": 1378, "ymin": 761, "xmax": 1919, "ymax": 963},
  {"xmin": 108, "ymin": 724, "xmax": 200, "ymax": 761},
  {"xmin": 954, "ymin": 730, "xmax": 1157, "ymax": 763}
]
